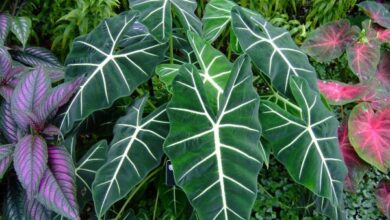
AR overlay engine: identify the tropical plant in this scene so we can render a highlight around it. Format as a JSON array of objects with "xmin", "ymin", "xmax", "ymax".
[{"xmin": 301, "ymin": 1, "xmax": 390, "ymax": 217}]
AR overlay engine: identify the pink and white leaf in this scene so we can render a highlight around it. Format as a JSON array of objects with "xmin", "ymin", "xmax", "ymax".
[
  {"xmin": 359, "ymin": 1, "xmax": 390, "ymax": 29},
  {"xmin": 338, "ymin": 121, "xmax": 369, "ymax": 192},
  {"xmin": 348, "ymin": 103, "xmax": 390, "ymax": 172},
  {"xmin": 13, "ymin": 135, "xmax": 47, "ymax": 198},
  {"xmin": 301, "ymin": 20, "xmax": 358, "ymax": 62},
  {"xmin": 376, "ymin": 179, "xmax": 390, "ymax": 218},
  {"xmin": 347, "ymin": 41, "xmax": 381, "ymax": 80},
  {"xmin": 317, "ymin": 80, "xmax": 368, "ymax": 105}
]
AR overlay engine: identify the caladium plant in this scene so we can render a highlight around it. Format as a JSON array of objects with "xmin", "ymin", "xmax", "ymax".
[{"xmin": 0, "ymin": 66, "xmax": 82, "ymax": 219}]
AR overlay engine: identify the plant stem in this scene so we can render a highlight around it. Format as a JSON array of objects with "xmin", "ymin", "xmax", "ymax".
[
  {"xmin": 257, "ymin": 183, "xmax": 291, "ymax": 209},
  {"xmin": 152, "ymin": 187, "xmax": 160, "ymax": 220},
  {"xmin": 169, "ymin": 33, "xmax": 174, "ymax": 64},
  {"xmin": 115, "ymin": 167, "xmax": 162, "ymax": 220},
  {"xmin": 136, "ymin": 88, "xmax": 157, "ymax": 110}
]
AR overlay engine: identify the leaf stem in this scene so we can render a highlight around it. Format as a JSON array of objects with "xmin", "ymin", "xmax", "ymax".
[
  {"xmin": 257, "ymin": 183, "xmax": 291, "ymax": 209},
  {"xmin": 136, "ymin": 88, "xmax": 157, "ymax": 110},
  {"xmin": 115, "ymin": 167, "xmax": 162, "ymax": 220},
  {"xmin": 169, "ymin": 33, "xmax": 174, "ymax": 65},
  {"xmin": 152, "ymin": 187, "xmax": 160, "ymax": 220}
]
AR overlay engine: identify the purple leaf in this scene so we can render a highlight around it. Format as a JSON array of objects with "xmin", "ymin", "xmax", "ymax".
[
  {"xmin": 37, "ymin": 77, "xmax": 83, "ymax": 122},
  {"xmin": 10, "ymin": 46, "xmax": 62, "ymax": 68},
  {"xmin": 0, "ymin": 47, "xmax": 12, "ymax": 76},
  {"xmin": 36, "ymin": 146, "xmax": 79, "ymax": 220},
  {"xmin": 41, "ymin": 124, "xmax": 62, "ymax": 142},
  {"xmin": 0, "ymin": 13, "xmax": 10, "ymax": 43},
  {"xmin": 11, "ymin": 66, "xmax": 51, "ymax": 130},
  {"xmin": 23, "ymin": 196, "xmax": 51, "ymax": 220},
  {"xmin": 13, "ymin": 135, "xmax": 47, "ymax": 198},
  {"xmin": 0, "ymin": 101, "xmax": 18, "ymax": 143},
  {"xmin": 3, "ymin": 180, "xmax": 24, "ymax": 220},
  {"xmin": 0, "ymin": 144, "xmax": 13, "ymax": 179}
]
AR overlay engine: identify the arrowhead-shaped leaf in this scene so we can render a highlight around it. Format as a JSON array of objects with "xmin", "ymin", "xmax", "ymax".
[
  {"xmin": 301, "ymin": 20, "xmax": 358, "ymax": 62},
  {"xmin": 10, "ymin": 46, "xmax": 62, "ymax": 68},
  {"xmin": 260, "ymin": 76, "xmax": 347, "ymax": 205},
  {"xmin": 348, "ymin": 103, "xmax": 390, "ymax": 173},
  {"xmin": 14, "ymin": 135, "xmax": 47, "ymax": 198},
  {"xmin": 187, "ymin": 31, "xmax": 232, "ymax": 112},
  {"xmin": 36, "ymin": 146, "xmax": 79, "ymax": 220},
  {"xmin": 202, "ymin": 0, "xmax": 237, "ymax": 42},
  {"xmin": 0, "ymin": 144, "xmax": 13, "ymax": 179},
  {"xmin": 338, "ymin": 121, "xmax": 369, "ymax": 192},
  {"xmin": 231, "ymin": 6, "xmax": 318, "ymax": 96},
  {"xmin": 93, "ymin": 96, "xmax": 169, "ymax": 216},
  {"xmin": 346, "ymin": 41, "xmax": 380, "ymax": 80},
  {"xmin": 11, "ymin": 66, "xmax": 50, "ymax": 130},
  {"xmin": 59, "ymin": 11, "xmax": 166, "ymax": 134},
  {"xmin": 358, "ymin": 1, "xmax": 390, "ymax": 29},
  {"xmin": 376, "ymin": 180, "xmax": 390, "ymax": 218},
  {"xmin": 317, "ymin": 80, "xmax": 369, "ymax": 105},
  {"xmin": 164, "ymin": 56, "xmax": 262, "ymax": 219},
  {"xmin": 76, "ymin": 140, "xmax": 108, "ymax": 209},
  {"xmin": 10, "ymin": 16, "xmax": 32, "ymax": 48},
  {"xmin": 0, "ymin": 101, "xmax": 18, "ymax": 143},
  {"xmin": 315, "ymin": 197, "xmax": 346, "ymax": 220},
  {"xmin": 129, "ymin": 0, "xmax": 201, "ymax": 42},
  {"xmin": 0, "ymin": 13, "xmax": 11, "ymax": 44},
  {"xmin": 376, "ymin": 51, "xmax": 390, "ymax": 89}
]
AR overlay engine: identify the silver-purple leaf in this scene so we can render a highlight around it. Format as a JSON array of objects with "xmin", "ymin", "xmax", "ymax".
[
  {"xmin": 3, "ymin": 180, "xmax": 24, "ymax": 220},
  {"xmin": 0, "ymin": 144, "xmax": 13, "ymax": 179},
  {"xmin": 10, "ymin": 46, "xmax": 62, "ymax": 68},
  {"xmin": 11, "ymin": 66, "xmax": 51, "ymax": 130},
  {"xmin": 37, "ymin": 77, "xmax": 82, "ymax": 122},
  {"xmin": 0, "ymin": 47, "xmax": 12, "ymax": 76},
  {"xmin": 10, "ymin": 16, "xmax": 31, "ymax": 48},
  {"xmin": 0, "ymin": 101, "xmax": 18, "ymax": 143},
  {"xmin": 23, "ymin": 196, "xmax": 51, "ymax": 220},
  {"xmin": 36, "ymin": 146, "xmax": 79, "ymax": 220},
  {"xmin": 14, "ymin": 135, "xmax": 47, "ymax": 198},
  {"xmin": 0, "ymin": 13, "xmax": 10, "ymax": 44}
]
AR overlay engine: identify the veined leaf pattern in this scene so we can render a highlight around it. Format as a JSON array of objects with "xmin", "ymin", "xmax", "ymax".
[
  {"xmin": 93, "ymin": 96, "xmax": 169, "ymax": 216},
  {"xmin": 260, "ymin": 76, "xmax": 347, "ymax": 206},
  {"xmin": 59, "ymin": 11, "xmax": 166, "ymax": 134},
  {"xmin": 231, "ymin": 6, "xmax": 318, "ymax": 96},
  {"xmin": 164, "ymin": 56, "xmax": 262, "ymax": 219}
]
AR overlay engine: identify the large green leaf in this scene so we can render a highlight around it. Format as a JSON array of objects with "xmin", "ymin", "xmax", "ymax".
[
  {"xmin": 187, "ymin": 31, "xmax": 233, "ymax": 112},
  {"xmin": 164, "ymin": 56, "xmax": 262, "ymax": 219},
  {"xmin": 59, "ymin": 11, "xmax": 166, "ymax": 134},
  {"xmin": 202, "ymin": 0, "xmax": 237, "ymax": 42},
  {"xmin": 231, "ymin": 7, "xmax": 318, "ymax": 96},
  {"xmin": 76, "ymin": 140, "xmax": 108, "ymax": 209},
  {"xmin": 260, "ymin": 76, "xmax": 347, "ymax": 205},
  {"xmin": 129, "ymin": 0, "xmax": 201, "ymax": 42},
  {"xmin": 92, "ymin": 96, "xmax": 169, "ymax": 216}
]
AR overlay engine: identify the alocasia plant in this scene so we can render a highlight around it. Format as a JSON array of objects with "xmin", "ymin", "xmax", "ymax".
[{"xmin": 9, "ymin": 0, "xmax": 388, "ymax": 219}]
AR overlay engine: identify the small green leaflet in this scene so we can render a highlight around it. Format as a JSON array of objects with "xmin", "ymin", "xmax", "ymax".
[
  {"xmin": 260, "ymin": 76, "xmax": 347, "ymax": 206},
  {"xmin": 59, "ymin": 11, "xmax": 166, "ymax": 134},
  {"xmin": 75, "ymin": 140, "xmax": 108, "ymax": 209},
  {"xmin": 156, "ymin": 64, "xmax": 181, "ymax": 92},
  {"xmin": 231, "ymin": 6, "xmax": 318, "ymax": 96},
  {"xmin": 202, "ymin": 0, "xmax": 237, "ymax": 42},
  {"xmin": 187, "ymin": 31, "xmax": 232, "ymax": 113},
  {"xmin": 129, "ymin": 0, "xmax": 201, "ymax": 42},
  {"xmin": 10, "ymin": 16, "xmax": 31, "ymax": 48},
  {"xmin": 164, "ymin": 56, "xmax": 262, "ymax": 219},
  {"xmin": 92, "ymin": 96, "xmax": 169, "ymax": 216}
]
